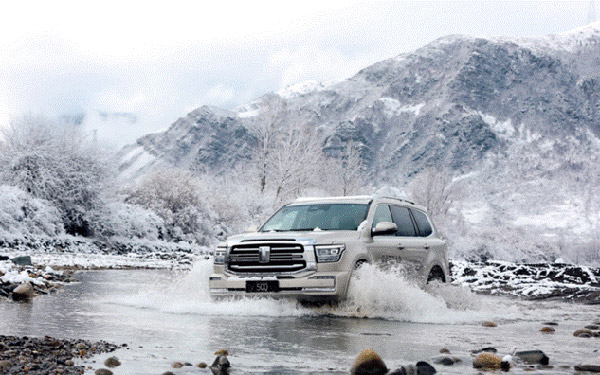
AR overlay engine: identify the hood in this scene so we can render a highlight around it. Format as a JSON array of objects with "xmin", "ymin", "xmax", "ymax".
[{"xmin": 227, "ymin": 230, "xmax": 360, "ymax": 244}]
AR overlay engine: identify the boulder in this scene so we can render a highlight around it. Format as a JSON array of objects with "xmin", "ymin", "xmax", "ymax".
[
  {"xmin": 104, "ymin": 356, "xmax": 121, "ymax": 367},
  {"xmin": 539, "ymin": 327, "xmax": 555, "ymax": 333},
  {"xmin": 0, "ymin": 360, "xmax": 11, "ymax": 369},
  {"xmin": 197, "ymin": 362, "xmax": 208, "ymax": 368},
  {"xmin": 481, "ymin": 321, "xmax": 497, "ymax": 327},
  {"xmin": 94, "ymin": 369, "xmax": 113, "ymax": 375},
  {"xmin": 10, "ymin": 256, "xmax": 32, "ymax": 266},
  {"xmin": 473, "ymin": 353, "xmax": 502, "ymax": 369},
  {"xmin": 12, "ymin": 282, "xmax": 33, "ymax": 301},
  {"xmin": 514, "ymin": 350, "xmax": 549, "ymax": 365},
  {"xmin": 350, "ymin": 349, "xmax": 388, "ymax": 375},
  {"xmin": 585, "ymin": 325, "xmax": 600, "ymax": 330},
  {"xmin": 172, "ymin": 362, "xmax": 184, "ymax": 368}
]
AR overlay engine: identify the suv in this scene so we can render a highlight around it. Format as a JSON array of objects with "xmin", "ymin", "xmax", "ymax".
[{"xmin": 209, "ymin": 195, "xmax": 449, "ymax": 301}]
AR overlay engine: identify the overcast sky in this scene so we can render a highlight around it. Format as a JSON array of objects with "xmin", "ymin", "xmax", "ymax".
[{"xmin": 0, "ymin": 0, "xmax": 597, "ymax": 148}]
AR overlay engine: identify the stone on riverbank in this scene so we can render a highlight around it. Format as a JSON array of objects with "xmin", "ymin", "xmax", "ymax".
[
  {"xmin": 482, "ymin": 321, "xmax": 497, "ymax": 327},
  {"xmin": 104, "ymin": 356, "xmax": 121, "ymax": 367},
  {"xmin": 0, "ymin": 335, "xmax": 117, "ymax": 375},
  {"xmin": 350, "ymin": 349, "xmax": 388, "ymax": 375},
  {"xmin": 95, "ymin": 369, "xmax": 113, "ymax": 375},
  {"xmin": 11, "ymin": 282, "xmax": 33, "ymax": 301},
  {"xmin": 514, "ymin": 350, "xmax": 549, "ymax": 365}
]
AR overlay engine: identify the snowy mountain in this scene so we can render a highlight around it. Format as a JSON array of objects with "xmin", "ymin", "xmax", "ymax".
[{"xmin": 118, "ymin": 23, "xmax": 600, "ymax": 262}]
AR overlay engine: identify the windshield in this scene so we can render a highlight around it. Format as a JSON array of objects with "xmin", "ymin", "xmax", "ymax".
[{"xmin": 260, "ymin": 204, "xmax": 369, "ymax": 232}]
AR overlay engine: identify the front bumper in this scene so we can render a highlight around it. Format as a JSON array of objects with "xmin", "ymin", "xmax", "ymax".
[{"xmin": 209, "ymin": 271, "xmax": 351, "ymax": 299}]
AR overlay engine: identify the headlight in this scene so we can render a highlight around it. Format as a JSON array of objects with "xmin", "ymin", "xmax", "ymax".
[
  {"xmin": 315, "ymin": 244, "xmax": 345, "ymax": 263},
  {"xmin": 214, "ymin": 244, "xmax": 227, "ymax": 265}
]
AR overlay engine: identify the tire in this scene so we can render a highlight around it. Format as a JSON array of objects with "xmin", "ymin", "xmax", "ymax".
[{"xmin": 427, "ymin": 266, "xmax": 445, "ymax": 284}]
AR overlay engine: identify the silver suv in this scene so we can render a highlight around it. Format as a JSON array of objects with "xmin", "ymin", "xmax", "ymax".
[{"xmin": 209, "ymin": 195, "xmax": 449, "ymax": 301}]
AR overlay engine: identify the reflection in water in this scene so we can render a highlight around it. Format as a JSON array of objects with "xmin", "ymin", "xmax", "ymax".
[{"xmin": 0, "ymin": 267, "xmax": 598, "ymax": 374}]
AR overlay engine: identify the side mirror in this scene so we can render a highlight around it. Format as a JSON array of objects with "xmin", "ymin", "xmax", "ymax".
[
  {"xmin": 244, "ymin": 225, "xmax": 258, "ymax": 233},
  {"xmin": 372, "ymin": 222, "xmax": 397, "ymax": 236}
]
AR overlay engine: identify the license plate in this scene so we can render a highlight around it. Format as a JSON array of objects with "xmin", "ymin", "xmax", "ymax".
[{"xmin": 246, "ymin": 280, "xmax": 279, "ymax": 293}]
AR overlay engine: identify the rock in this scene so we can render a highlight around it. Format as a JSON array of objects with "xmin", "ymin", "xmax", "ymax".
[
  {"xmin": 197, "ymin": 362, "xmax": 208, "ymax": 368},
  {"xmin": 416, "ymin": 361, "xmax": 437, "ymax": 375},
  {"xmin": 210, "ymin": 354, "xmax": 231, "ymax": 375},
  {"xmin": 172, "ymin": 361, "xmax": 184, "ymax": 368},
  {"xmin": 388, "ymin": 362, "xmax": 436, "ymax": 375},
  {"xmin": 481, "ymin": 321, "xmax": 497, "ymax": 327},
  {"xmin": 0, "ymin": 360, "xmax": 11, "ymax": 369},
  {"xmin": 574, "ymin": 329, "xmax": 594, "ymax": 337},
  {"xmin": 95, "ymin": 369, "xmax": 113, "ymax": 375},
  {"xmin": 585, "ymin": 325, "xmax": 600, "ymax": 330},
  {"xmin": 501, "ymin": 355, "xmax": 512, "ymax": 371},
  {"xmin": 350, "ymin": 349, "xmax": 388, "ymax": 375},
  {"xmin": 104, "ymin": 356, "xmax": 121, "ymax": 367},
  {"xmin": 473, "ymin": 353, "xmax": 502, "ymax": 369},
  {"xmin": 471, "ymin": 347, "xmax": 497, "ymax": 354},
  {"xmin": 162, "ymin": 372, "xmax": 176, "ymax": 375},
  {"xmin": 10, "ymin": 256, "xmax": 32, "ymax": 266},
  {"xmin": 542, "ymin": 321, "xmax": 558, "ymax": 326},
  {"xmin": 514, "ymin": 350, "xmax": 549, "ymax": 365},
  {"xmin": 539, "ymin": 327, "xmax": 555, "ymax": 333},
  {"xmin": 214, "ymin": 349, "xmax": 229, "ymax": 355},
  {"xmin": 439, "ymin": 348, "xmax": 450, "ymax": 354},
  {"xmin": 12, "ymin": 282, "xmax": 33, "ymax": 301},
  {"xmin": 65, "ymin": 360, "xmax": 74, "ymax": 366},
  {"xmin": 431, "ymin": 355, "xmax": 461, "ymax": 366},
  {"xmin": 574, "ymin": 364, "xmax": 600, "ymax": 372}
]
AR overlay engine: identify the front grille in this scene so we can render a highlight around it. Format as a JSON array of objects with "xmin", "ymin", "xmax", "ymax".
[{"xmin": 227, "ymin": 243, "xmax": 306, "ymax": 273}]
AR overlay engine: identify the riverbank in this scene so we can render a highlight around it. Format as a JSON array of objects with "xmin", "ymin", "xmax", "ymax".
[{"xmin": 0, "ymin": 335, "xmax": 118, "ymax": 375}]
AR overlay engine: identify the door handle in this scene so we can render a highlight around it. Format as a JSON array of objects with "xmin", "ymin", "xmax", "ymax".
[
  {"xmin": 424, "ymin": 245, "xmax": 430, "ymax": 250},
  {"xmin": 397, "ymin": 244, "xmax": 405, "ymax": 250}
]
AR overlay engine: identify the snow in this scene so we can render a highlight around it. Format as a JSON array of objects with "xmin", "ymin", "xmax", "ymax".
[
  {"xmin": 479, "ymin": 112, "xmax": 515, "ymax": 137},
  {"xmin": 276, "ymin": 80, "xmax": 337, "ymax": 99},
  {"xmin": 378, "ymin": 98, "xmax": 425, "ymax": 117},
  {"xmin": 118, "ymin": 146, "xmax": 156, "ymax": 180}
]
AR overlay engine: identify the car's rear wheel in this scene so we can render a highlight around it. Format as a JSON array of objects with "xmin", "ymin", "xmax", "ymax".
[{"xmin": 427, "ymin": 265, "xmax": 445, "ymax": 283}]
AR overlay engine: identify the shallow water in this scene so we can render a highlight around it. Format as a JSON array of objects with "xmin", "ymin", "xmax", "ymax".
[{"xmin": 0, "ymin": 261, "xmax": 599, "ymax": 374}]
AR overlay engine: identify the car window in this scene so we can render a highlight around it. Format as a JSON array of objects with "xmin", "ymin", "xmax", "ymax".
[
  {"xmin": 411, "ymin": 209, "xmax": 433, "ymax": 237},
  {"xmin": 371, "ymin": 204, "xmax": 393, "ymax": 229},
  {"xmin": 390, "ymin": 205, "xmax": 416, "ymax": 236}
]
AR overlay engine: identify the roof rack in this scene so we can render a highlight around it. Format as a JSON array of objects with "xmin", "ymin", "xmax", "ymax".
[
  {"xmin": 376, "ymin": 196, "xmax": 416, "ymax": 205},
  {"xmin": 293, "ymin": 195, "xmax": 373, "ymax": 203}
]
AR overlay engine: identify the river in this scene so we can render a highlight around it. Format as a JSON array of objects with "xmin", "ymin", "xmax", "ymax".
[{"xmin": 0, "ymin": 261, "xmax": 598, "ymax": 374}]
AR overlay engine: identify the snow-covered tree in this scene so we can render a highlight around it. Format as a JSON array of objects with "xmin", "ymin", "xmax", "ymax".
[
  {"xmin": 0, "ymin": 115, "xmax": 108, "ymax": 235},
  {"xmin": 322, "ymin": 141, "xmax": 366, "ymax": 196},
  {"xmin": 125, "ymin": 169, "xmax": 215, "ymax": 244},
  {"xmin": 409, "ymin": 167, "xmax": 456, "ymax": 220}
]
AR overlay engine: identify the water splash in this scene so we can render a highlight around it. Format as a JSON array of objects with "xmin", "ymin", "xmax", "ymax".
[{"xmin": 111, "ymin": 259, "xmax": 529, "ymax": 324}]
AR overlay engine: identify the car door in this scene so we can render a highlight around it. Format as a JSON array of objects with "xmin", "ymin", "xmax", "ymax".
[
  {"xmin": 390, "ymin": 205, "xmax": 426, "ymax": 276},
  {"xmin": 366, "ymin": 204, "xmax": 399, "ymax": 266},
  {"xmin": 410, "ymin": 208, "xmax": 446, "ymax": 273}
]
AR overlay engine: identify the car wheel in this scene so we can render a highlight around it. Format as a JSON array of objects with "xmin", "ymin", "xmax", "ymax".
[{"xmin": 427, "ymin": 266, "xmax": 445, "ymax": 283}]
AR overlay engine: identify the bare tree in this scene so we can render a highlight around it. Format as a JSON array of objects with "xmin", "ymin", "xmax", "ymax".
[
  {"xmin": 409, "ymin": 167, "xmax": 456, "ymax": 220},
  {"xmin": 322, "ymin": 141, "xmax": 366, "ymax": 196},
  {"xmin": 246, "ymin": 94, "xmax": 286, "ymax": 194}
]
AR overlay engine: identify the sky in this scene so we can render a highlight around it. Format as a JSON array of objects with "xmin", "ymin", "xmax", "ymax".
[{"xmin": 0, "ymin": 0, "xmax": 597, "ymax": 149}]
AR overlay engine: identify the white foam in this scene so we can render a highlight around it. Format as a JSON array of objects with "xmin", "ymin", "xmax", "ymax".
[{"xmin": 105, "ymin": 260, "xmax": 539, "ymax": 325}]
